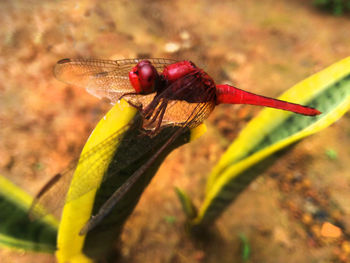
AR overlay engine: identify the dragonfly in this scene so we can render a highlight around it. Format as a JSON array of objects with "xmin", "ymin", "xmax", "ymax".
[{"xmin": 31, "ymin": 58, "xmax": 321, "ymax": 235}]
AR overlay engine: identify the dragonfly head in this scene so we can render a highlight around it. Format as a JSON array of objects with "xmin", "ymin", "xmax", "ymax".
[{"xmin": 129, "ymin": 60, "xmax": 160, "ymax": 94}]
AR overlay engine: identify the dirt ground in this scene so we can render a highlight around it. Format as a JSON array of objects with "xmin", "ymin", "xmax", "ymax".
[{"xmin": 1, "ymin": 0, "xmax": 350, "ymax": 262}]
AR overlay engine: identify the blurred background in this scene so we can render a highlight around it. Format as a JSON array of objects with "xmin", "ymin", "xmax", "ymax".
[{"xmin": 1, "ymin": 0, "xmax": 350, "ymax": 262}]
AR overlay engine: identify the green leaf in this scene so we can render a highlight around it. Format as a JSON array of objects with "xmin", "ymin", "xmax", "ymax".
[
  {"xmin": 325, "ymin": 148, "xmax": 338, "ymax": 160},
  {"xmin": 193, "ymin": 56, "xmax": 350, "ymax": 227},
  {"xmin": 239, "ymin": 233, "xmax": 251, "ymax": 262},
  {"xmin": 164, "ymin": 215, "xmax": 177, "ymax": 224},
  {"xmin": 0, "ymin": 175, "xmax": 58, "ymax": 253},
  {"xmin": 56, "ymin": 100, "xmax": 206, "ymax": 262},
  {"xmin": 313, "ymin": 0, "xmax": 350, "ymax": 15},
  {"xmin": 175, "ymin": 187, "xmax": 197, "ymax": 220}
]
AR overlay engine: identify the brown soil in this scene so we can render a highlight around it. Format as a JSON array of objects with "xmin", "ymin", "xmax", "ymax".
[{"xmin": 1, "ymin": 0, "xmax": 350, "ymax": 262}]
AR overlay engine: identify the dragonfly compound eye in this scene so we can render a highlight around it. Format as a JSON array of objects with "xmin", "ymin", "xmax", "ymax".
[{"xmin": 129, "ymin": 60, "xmax": 159, "ymax": 94}]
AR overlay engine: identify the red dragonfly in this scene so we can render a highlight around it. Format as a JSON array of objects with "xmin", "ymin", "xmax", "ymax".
[{"xmin": 31, "ymin": 58, "xmax": 320, "ymax": 235}]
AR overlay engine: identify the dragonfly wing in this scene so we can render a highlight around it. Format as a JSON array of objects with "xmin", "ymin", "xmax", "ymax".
[
  {"xmin": 80, "ymin": 125, "xmax": 186, "ymax": 235},
  {"xmin": 32, "ymin": 58, "xmax": 178, "ymax": 218},
  {"xmin": 144, "ymin": 71, "xmax": 216, "ymax": 129},
  {"xmin": 29, "ymin": 170, "xmax": 72, "ymax": 220},
  {"xmin": 79, "ymin": 75, "xmax": 216, "ymax": 233},
  {"xmin": 30, "ymin": 111, "xmax": 182, "ymax": 219},
  {"xmin": 54, "ymin": 58, "xmax": 177, "ymax": 103},
  {"xmin": 30, "ymin": 118, "xmax": 140, "ymax": 219}
]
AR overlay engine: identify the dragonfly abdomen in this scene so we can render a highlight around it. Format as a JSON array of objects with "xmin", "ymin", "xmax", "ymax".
[{"xmin": 216, "ymin": 84, "xmax": 321, "ymax": 116}]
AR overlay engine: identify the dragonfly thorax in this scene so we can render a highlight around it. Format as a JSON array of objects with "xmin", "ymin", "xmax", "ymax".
[{"xmin": 162, "ymin": 60, "xmax": 197, "ymax": 84}]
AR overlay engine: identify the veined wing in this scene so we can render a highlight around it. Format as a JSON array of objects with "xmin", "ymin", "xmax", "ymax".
[
  {"xmin": 144, "ymin": 69, "xmax": 216, "ymax": 129},
  {"xmin": 54, "ymin": 58, "xmax": 177, "ymax": 103},
  {"xmin": 29, "ymin": 114, "xmax": 162, "ymax": 219}
]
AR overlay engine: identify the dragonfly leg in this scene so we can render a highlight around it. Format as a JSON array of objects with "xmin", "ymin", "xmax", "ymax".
[
  {"xmin": 149, "ymin": 102, "xmax": 167, "ymax": 135},
  {"xmin": 141, "ymin": 101, "xmax": 168, "ymax": 136},
  {"xmin": 126, "ymin": 100, "xmax": 143, "ymax": 111},
  {"xmin": 118, "ymin": 92, "xmax": 138, "ymax": 101},
  {"xmin": 147, "ymin": 100, "xmax": 167, "ymax": 126},
  {"xmin": 142, "ymin": 97, "xmax": 161, "ymax": 120},
  {"xmin": 119, "ymin": 92, "xmax": 144, "ymax": 111}
]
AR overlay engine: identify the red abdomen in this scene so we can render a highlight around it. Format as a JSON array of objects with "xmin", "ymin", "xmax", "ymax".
[{"xmin": 216, "ymin": 84, "xmax": 321, "ymax": 116}]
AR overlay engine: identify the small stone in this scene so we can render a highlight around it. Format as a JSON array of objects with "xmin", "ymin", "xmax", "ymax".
[
  {"xmin": 273, "ymin": 226, "xmax": 291, "ymax": 248},
  {"xmin": 225, "ymin": 52, "xmax": 247, "ymax": 65},
  {"xmin": 341, "ymin": 241, "xmax": 350, "ymax": 255},
  {"xmin": 302, "ymin": 178, "xmax": 311, "ymax": 189},
  {"xmin": 301, "ymin": 213, "xmax": 312, "ymax": 225},
  {"xmin": 304, "ymin": 200, "xmax": 318, "ymax": 214},
  {"xmin": 179, "ymin": 30, "xmax": 190, "ymax": 40},
  {"xmin": 320, "ymin": 222, "xmax": 342, "ymax": 238},
  {"xmin": 164, "ymin": 42, "xmax": 180, "ymax": 53},
  {"xmin": 310, "ymin": 224, "xmax": 321, "ymax": 238}
]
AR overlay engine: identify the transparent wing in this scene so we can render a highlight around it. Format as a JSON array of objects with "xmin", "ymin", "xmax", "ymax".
[
  {"xmin": 33, "ymin": 59, "xmax": 214, "ymax": 220},
  {"xmin": 30, "ymin": 102, "xmax": 214, "ymax": 220},
  {"xmin": 54, "ymin": 58, "xmax": 177, "ymax": 103},
  {"xmin": 143, "ymin": 70, "xmax": 217, "ymax": 129},
  {"xmin": 29, "ymin": 116, "xmax": 151, "ymax": 219},
  {"xmin": 80, "ymin": 99, "xmax": 214, "ymax": 234}
]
